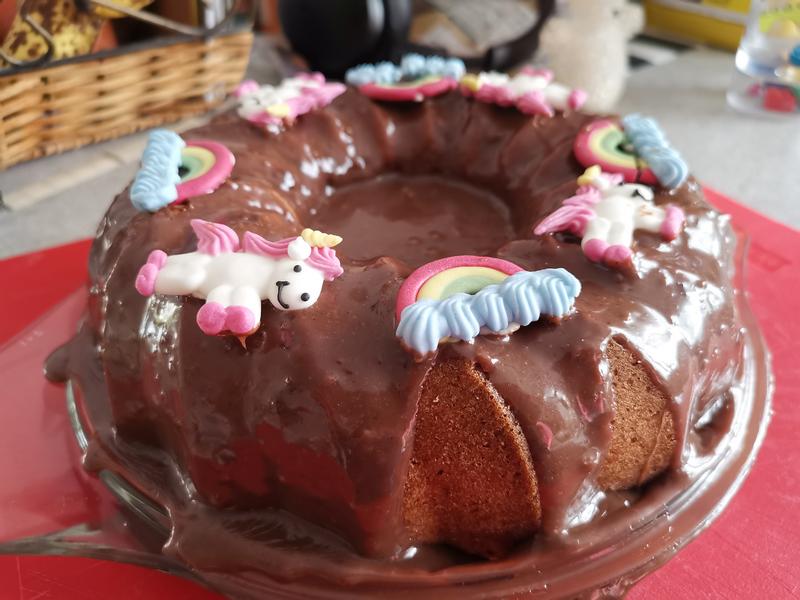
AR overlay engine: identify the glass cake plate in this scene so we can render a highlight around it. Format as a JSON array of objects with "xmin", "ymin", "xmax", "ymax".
[{"xmin": 0, "ymin": 231, "xmax": 774, "ymax": 600}]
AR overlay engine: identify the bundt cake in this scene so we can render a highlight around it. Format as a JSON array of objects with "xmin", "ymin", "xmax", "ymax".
[{"xmin": 47, "ymin": 60, "xmax": 751, "ymax": 593}]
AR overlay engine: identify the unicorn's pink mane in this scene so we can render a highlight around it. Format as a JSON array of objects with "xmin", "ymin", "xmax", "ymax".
[
  {"xmin": 242, "ymin": 231, "xmax": 344, "ymax": 281},
  {"xmin": 306, "ymin": 246, "xmax": 344, "ymax": 281}
]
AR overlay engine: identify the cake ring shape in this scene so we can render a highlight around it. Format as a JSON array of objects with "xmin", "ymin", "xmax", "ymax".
[{"xmin": 46, "ymin": 83, "xmax": 767, "ymax": 595}]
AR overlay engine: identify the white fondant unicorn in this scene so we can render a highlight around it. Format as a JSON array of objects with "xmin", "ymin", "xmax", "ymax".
[
  {"xmin": 534, "ymin": 165, "xmax": 685, "ymax": 266},
  {"xmin": 234, "ymin": 73, "xmax": 345, "ymax": 127},
  {"xmin": 135, "ymin": 220, "xmax": 344, "ymax": 336},
  {"xmin": 461, "ymin": 67, "xmax": 587, "ymax": 116}
]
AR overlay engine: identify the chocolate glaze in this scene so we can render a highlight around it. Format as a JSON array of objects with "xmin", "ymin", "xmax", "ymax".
[{"xmin": 47, "ymin": 89, "xmax": 770, "ymax": 597}]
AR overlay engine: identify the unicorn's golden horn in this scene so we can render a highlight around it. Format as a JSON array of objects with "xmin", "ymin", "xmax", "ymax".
[
  {"xmin": 577, "ymin": 165, "xmax": 601, "ymax": 187},
  {"xmin": 301, "ymin": 228, "xmax": 343, "ymax": 248}
]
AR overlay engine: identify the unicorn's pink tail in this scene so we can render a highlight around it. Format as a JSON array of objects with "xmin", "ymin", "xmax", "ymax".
[{"xmin": 660, "ymin": 205, "xmax": 686, "ymax": 241}]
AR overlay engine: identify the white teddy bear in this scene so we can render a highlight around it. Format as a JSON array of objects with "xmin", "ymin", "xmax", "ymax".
[{"xmin": 540, "ymin": 0, "xmax": 644, "ymax": 112}]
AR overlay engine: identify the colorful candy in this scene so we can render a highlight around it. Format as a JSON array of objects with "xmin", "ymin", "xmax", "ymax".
[
  {"xmin": 395, "ymin": 255, "xmax": 580, "ymax": 356},
  {"xmin": 534, "ymin": 165, "xmax": 685, "ymax": 268},
  {"xmin": 234, "ymin": 73, "xmax": 346, "ymax": 128},
  {"xmin": 131, "ymin": 130, "xmax": 235, "ymax": 213},
  {"xmin": 460, "ymin": 67, "xmax": 587, "ymax": 117},
  {"xmin": 135, "ymin": 221, "xmax": 344, "ymax": 337},
  {"xmin": 742, "ymin": 81, "xmax": 800, "ymax": 113},
  {"xmin": 763, "ymin": 84, "xmax": 799, "ymax": 112},
  {"xmin": 574, "ymin": 116, "xmax": 689, "ymax": 189},
  {"xmin": 345, "ymin": 53, "xmax": 465, "ymax": 102}
]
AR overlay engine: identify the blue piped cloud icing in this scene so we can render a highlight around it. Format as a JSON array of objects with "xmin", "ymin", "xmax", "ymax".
[
  {"xmin": 130, "ymin": 129, "xmax": 185, "ymax": 212},
  {"xmin": 621, "ymin": 114, "xmax": 688, "ymax": 189},
  {"xmin": 396, "ymin": 268, "xmax": 581, "ymax": 355},
  {"xmin": 345, "ymin": 53, "xmax": 466, "ymax": 86}
]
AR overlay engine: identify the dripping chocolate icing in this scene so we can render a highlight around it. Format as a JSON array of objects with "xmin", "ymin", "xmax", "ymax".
[{"xmin": 46, "ymin": 89, "xmax": 763, "ymax": 597}]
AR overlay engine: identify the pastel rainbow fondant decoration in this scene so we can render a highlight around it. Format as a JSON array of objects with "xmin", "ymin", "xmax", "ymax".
[
  {"xmin": 234, "ymin": 73, "xmax": 346, "ymax": 128},
  {"xmin": 534, "ymin": 166, "xmax": 685, "ymax": 268},
  {"xmin": 131, "ymin": 130, "xmax": 235, "ymax": 213},
  {"xmin": 621, "ymin": 114, "xmax": 689, "ymax": 189},
  {"xmin": 574, "ymin": 116, "xmax": 689, "ymax": 190},
  {"xmin": 395, "ymin": 256, "xmax": 522, "ymax": 321},
  {"xmin": 573, "ymin": 118, "xmax": 656, "ymax": 186},
  {"xmin": 135, "ymin": 221, "xmax": 344, "ymax": 337},
  {"xmin": 345, "ymin": 54, "xmax": 465, "ymax": 102},
  {"xmin": 176, "ymin": 141, "xmax": 235, "ymax": 200},
  {"xmin": 460, "ymin": 67, "xmax": 587, "ymax": 117},
  {"xmin": 395, "ymin": 256, "xmax": 581, "ymax": 356}
]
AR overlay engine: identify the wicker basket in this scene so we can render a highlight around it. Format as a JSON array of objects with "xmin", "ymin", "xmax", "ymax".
[{"xmin": 0, "ymin": 29, "xmax": 252, "ymax": 170}]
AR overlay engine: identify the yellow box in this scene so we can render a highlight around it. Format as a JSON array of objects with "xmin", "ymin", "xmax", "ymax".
[{"xmin": 644, "ymin": 0, "xmax": 751, "ymax": 51}]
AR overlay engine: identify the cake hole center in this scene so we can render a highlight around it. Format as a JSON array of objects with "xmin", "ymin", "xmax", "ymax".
[{"xmin": 308, "ymin": 174, "xmax": 516, "ymax": 268}]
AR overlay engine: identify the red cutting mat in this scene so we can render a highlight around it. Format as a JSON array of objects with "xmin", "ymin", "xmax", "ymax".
[{"xmin": 0, "ymin": 188, "xmax": 798, "ymax": 599}]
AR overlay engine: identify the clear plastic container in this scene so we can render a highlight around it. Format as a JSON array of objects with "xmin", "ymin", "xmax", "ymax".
[{"xmin": 727, "ymin": 0, "xmax": 800, "ymax": 115}]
